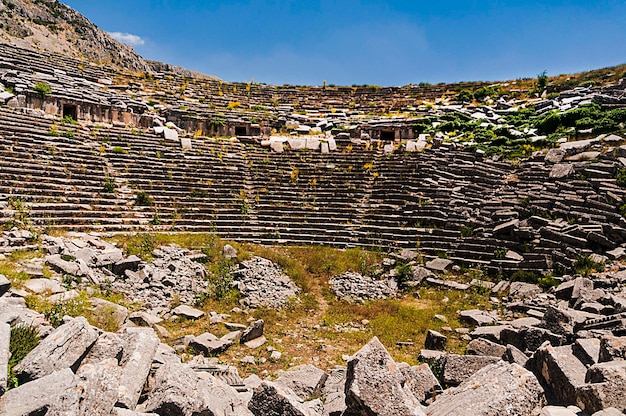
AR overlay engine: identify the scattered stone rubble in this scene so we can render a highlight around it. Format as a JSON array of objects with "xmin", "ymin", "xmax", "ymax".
[
  {"xmin": 2, "ymin": 234, "xmax": 626, "ymax": 415},
  {"xmin": 329, "ymin": 271, "xmax": 396, "ymax": 302},
  {"xmin": 41, "ymin": 233, "xmax": 209, "ymax": 310}
]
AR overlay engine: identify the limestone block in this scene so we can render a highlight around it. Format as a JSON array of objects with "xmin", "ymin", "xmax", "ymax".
[
  {"xmin": 442, "ymin": 354, "xmax": 501, "ymax": 386},
  {"xmin": 526, "ymin": 343, "xmax": 587, "ymax": 405},
  {"xmin": 0, "ymin": 274, "xmax": 9, "ymax": 296},
  {"xmin": 274, "ymin": 364, "xmax": 329, "ymax": 400},
  {"xmin": 72, "ymin": 358, "xmax": 121, "ymax": 415},
  {"xmin": 140, "ymin": 361, "xmax": 252, "ymax": 416},
  {"xmin": 426, "ymin": 362, "xmax": 545, "ymax": 416},
  {"xmin": 424, "ymin": 329, "xmax": 447, "ymax": 351},
  {"xmin": 466, "ymin": 337, "xmax": 507, "ymax": 358},
  {"xmin": 576, "ymin": 360, "xmax": 626, "ymax": 414},
  {"xmin": 90, "ymin": 297, "xmax": 129, "ymax": 329},
  {"xmin": 190, "ymin": 332, "xmax": 233, "ymax": 356},
  {"xmin": 322, "ymin": 366, "xmax": 346, "ymax": 416},
  {"xmin": 46, "ymin": 254, "xmax": 80, "ymax": 276},
  {"xmin": 399, "ymin": 362, "xmax": 442, "ymax": 404},
  {"xmin": 0, "ymin": 368, "xmax": 76, "ymax": 416},
  {"xmin": 81, "ymin": 331, "xmax": 125, "ymax": 366},
  {"xmin": 248, "ymin": 381, "xmax": 322, "ymax": 416},
  {"xmin": 22, "ymin": 277, "xmax": 64, "ymax": 294},
  {"xmin": 117, "ymin": 327, "xmax": 160, "ymax": 410},
  {"xmin": 503, "ymin": 344, "xmax": 529, "ymax": 366},
  {"xmin": 172, "ymin": 304, "xmax": 205, "ymax": 320}
]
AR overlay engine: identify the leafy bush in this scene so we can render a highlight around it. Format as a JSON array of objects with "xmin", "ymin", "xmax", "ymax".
[
  {"xmin": 456, "ymin": 89, "xmax": 474, "ymax": 102},
  {"xmin": 460, "ymin": 225, "xmax": 474, "ymax": 237},
  {"xmin": 103, "ymin": 178, "xmax": 116, "ymax": 193},
  {"xmin": 395, "ymin": 262, "xmax": 413, "ymax": 290},
  {"xmin": 135, "ymin": 191, "xmax": 153, "ymax": 206},
  {"xmin": 8, "ymin": 325, "xmax": 41, "ymax": 388},
  {"xmin": 111, "ymin": 146, "xmax": 128, "ymax": 154},
  {"xmin": 573, "ymin": 253, "xmax": 603, "ymax": 277},
  {"xmin": 33, "ymin": 81, "xmax": 52, "ymax": 99},
  {"xmin": 537, "ymin": 70, "xmax": 548, "ymax": 90}
]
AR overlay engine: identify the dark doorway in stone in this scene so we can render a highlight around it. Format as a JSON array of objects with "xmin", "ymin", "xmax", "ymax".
[
  {"xmin": 62, "ymin": 104, "xmax": 77, "ymax": 121},
  {"xmin": 381, "ymin": 130, "xmax": 395, "ymax": 141},
  {"xmin": 235, "ymin": 126, "xmax": 247, "ymax": 136}
]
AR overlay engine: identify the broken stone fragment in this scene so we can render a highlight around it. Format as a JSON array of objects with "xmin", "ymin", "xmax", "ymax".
[
  {"xmin": 321, "ymin": 366, "xmax": 346, "ymax": 416},
  {"xmin": 190, "ymin": 332, "xmax": 233, "ymax": 356},
  {"xmin": 81, "ymin": 331, "xmax": 125, "ymax": 366},
  {"xmin": 129, "ymin": 311, "xmax": 163, "ymax": 327},
  {"xmin": 241, "ymin": 319, "xmax": 264, "ymax": 344},
  {"xmin": 72, "ymin": 358, "xmax": 122, "ymax": 415},
  {"xmin": 399, "ymin": 362, "xmax": 442, "ymax": 404},
  {"xmin": 0, "ymin": 274, "xmax": 9, "ymax": 296},
  {"xmin": 466, "ymin": 337, "xmax": 507, "ymax": 358},
  {"xmin": 113, "ymin": 255, "xmax": 142, "ymax": 275},
  {"xmin": 46, "ymin": 253, "xmax": 80, "ymax": 275},
  {"xmin": 90, "ymin": 297, "xmax": 129, "ymax": 329},
  {"xmin": 172, "ymin": 304, "xmax": 205, "ymax": 320},
  {"xmin": 458, "ymin": 309, "xmax": 499, "ymax": 326},
  {"xmin": 424, "ymin": 329, "xmax": 447, "ymax": 351},
  {"xmin": 13, "ymin": 316, "xmax": 98, "ymax": 382},
  {"xmin": 576, "ymin": 360, "xmax": 626, "ymax": 414},
  {"xmin": 0, "ymin": 322, "xmax": 9, "ymax": 395}
]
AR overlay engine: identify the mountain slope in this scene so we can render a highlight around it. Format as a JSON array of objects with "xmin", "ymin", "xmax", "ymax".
[{"xmin": 0, "ymin": 0, "xmax": 151, "ymax": 72}]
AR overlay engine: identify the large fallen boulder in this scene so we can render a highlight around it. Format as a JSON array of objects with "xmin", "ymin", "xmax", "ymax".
[
  {"xmin": 441, "ymin": 354, "xmax": 501, "ymax": 386},
  {"xmin": 426, "ymin": 361, "xmax": 546, "ymax": 416},
  {"xmin": 526, "ymin": 343, "xmax": 587, "ymax": 406},
  {"xmin": 248, "ymin": 381, "xmax": 323, "ymax": 416},
  {"xmin": 0, "ymin": 368, "xmax": 77, "ymax": 415},
  {"xmin": 116, "ymin": 327, "xmax": 160, "ymax": 410},
  {"xmin": 344, "ymin": 337, "xmax": 425, "ymax": 416},
  {"xmin": 576, "ymin": 360, "xmax": 626, "ymax": 414},
  {"xmin": 13, "ymin": 316, "xmax": 98, "ymax": 382},
  {"xmin": 139, "ymin": 361, "xmax": 252, "ymax": 416}
]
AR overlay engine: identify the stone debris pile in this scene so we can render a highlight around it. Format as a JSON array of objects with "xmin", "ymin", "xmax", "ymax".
[
  {"xmin": 41, "ymin": 234, "xmax": 209, "ymax": 310},
  {"xmin": 232, "ymin": 256, "xmax": 300, "ymax": 309},
  {"xmin": 329, "ymin": 271, "xmax": 396, "ymax": 302}
]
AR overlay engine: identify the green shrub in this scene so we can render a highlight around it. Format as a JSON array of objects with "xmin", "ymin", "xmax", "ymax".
[
  {"xmin": 135, "ymin": 191, "xmax": 153, "ymax": 206},
  {"xmin": 395, "ymin": 262, "xmax": 413, "ymax": 290},
  {"xmin": 617, "ymin": 169, "xmax": 626, "ymax": 187},
  {"xmin": 460, "ymin": 226, "xmax": 474, "ymax": 238},
  {"xmin": 8, "ymin": 325, "xmax": 41, "ymax": 388},
  {"xmin": 573, "ymin": 253, "xmax": 603, "ymax": 277},
  {"xmin": 60, "ymin": 115, "xmax": 78, "ymax": 125},
  {"xmin": 111, "ymin": 146, "xmax": 128, "ymax": 154},
  {"xmin": 457, "ymin": 90, "xmax": 474, "ymax": 102},
  {"xmin": 33, "ymin": 81, "xmax": 52, "ymax": 99},
  {"xmin": 537, "ymin": 70, "xmax": 548, "ymax": 91},
  {"xmin": 103, "ymin": 178, "xmax": 116, "ymax": 193}
]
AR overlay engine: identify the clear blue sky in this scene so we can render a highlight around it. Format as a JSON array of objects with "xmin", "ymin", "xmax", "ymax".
[{"xmin": 62, "ymin": 0, "xmax": 626, "ymax": 86}]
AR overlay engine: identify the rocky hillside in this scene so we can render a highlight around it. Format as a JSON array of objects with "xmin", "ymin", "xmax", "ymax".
[{"xmin": 0, "ymin": 0, "xmax": 151, "ymax": 72}]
